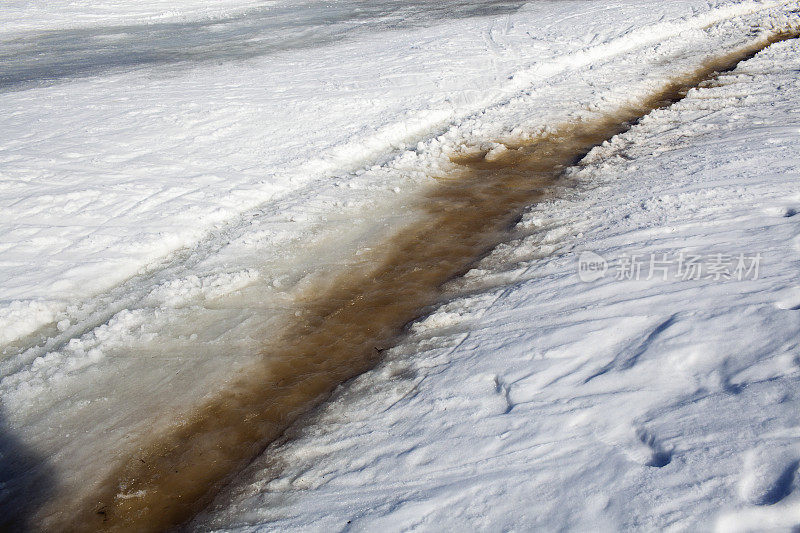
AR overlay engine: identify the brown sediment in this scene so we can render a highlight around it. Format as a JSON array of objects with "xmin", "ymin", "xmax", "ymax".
[{"xmin": 42, "ymin": 31, "xmax": 798, "ymax": 533}]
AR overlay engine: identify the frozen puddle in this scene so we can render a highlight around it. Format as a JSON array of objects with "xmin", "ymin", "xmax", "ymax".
[{"xmin": 19, "ymin": 31, "xmax": 796, "ymax": 532}]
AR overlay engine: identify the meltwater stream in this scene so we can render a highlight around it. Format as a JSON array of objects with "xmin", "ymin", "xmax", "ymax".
[{"xmin": 25, "ymin": 31, "xmax": 796, "ymax": 532}]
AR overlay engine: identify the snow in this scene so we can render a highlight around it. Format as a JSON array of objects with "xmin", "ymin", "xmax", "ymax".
[
  {"xmin": 1, "ymin": 0, "xmax": 799, "ymax": 529},
  {"xmin": 194, "ymin": 33, "xmax": 800, "ymax": 533},
  {"xmin": 0, "ymin": 0, "xmax": 273, "ymax": 35}
]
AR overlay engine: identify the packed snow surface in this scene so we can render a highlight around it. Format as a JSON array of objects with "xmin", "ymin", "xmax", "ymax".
[{"xmin": 1, "ymin": 0, "xmax": 799, "ymax": 529}]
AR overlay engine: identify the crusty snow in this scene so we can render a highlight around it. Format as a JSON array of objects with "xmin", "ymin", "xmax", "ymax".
[{"xmin": 1, "ymin": 0, "xmax": 800, "ymax": 530}]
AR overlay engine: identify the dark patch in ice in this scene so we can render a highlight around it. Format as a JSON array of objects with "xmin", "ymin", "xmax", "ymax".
[{"xmin": 0, "ymin": 409, "xmax": 56, "ymax": 531}]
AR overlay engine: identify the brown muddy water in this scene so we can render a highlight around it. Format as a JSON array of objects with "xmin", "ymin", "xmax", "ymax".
[{"xmin": 35, "ymin": 31, "xmax": 798, "ymax": 532}]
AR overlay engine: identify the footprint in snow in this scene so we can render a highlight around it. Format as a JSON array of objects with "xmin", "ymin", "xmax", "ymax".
[
  {"xmin": 622, "ymin": 427, "xmax": 673, "ymax": 468},
  {"xmin": 774, "ymin": 287, "xmax": 800, "ymax": 311},
  {"xmin": 635, "ymin": 427, "xmax": 673, "ymax": 468},
  {"xmin": 492, "ymin": 374, "xmax": 514, "ymax": 414},
  {"xmin": 739, "ymin": 447, "xmax": 799, "ymax": 506},
  {"xmin": 763, "ymin": 205, "xmax": 798, "ymax": 218}
]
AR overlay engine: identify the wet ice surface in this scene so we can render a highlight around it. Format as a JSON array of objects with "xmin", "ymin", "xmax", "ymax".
[{"xmin": 0, "ymin": 0, "xmax": 527, "ymax": 90}]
